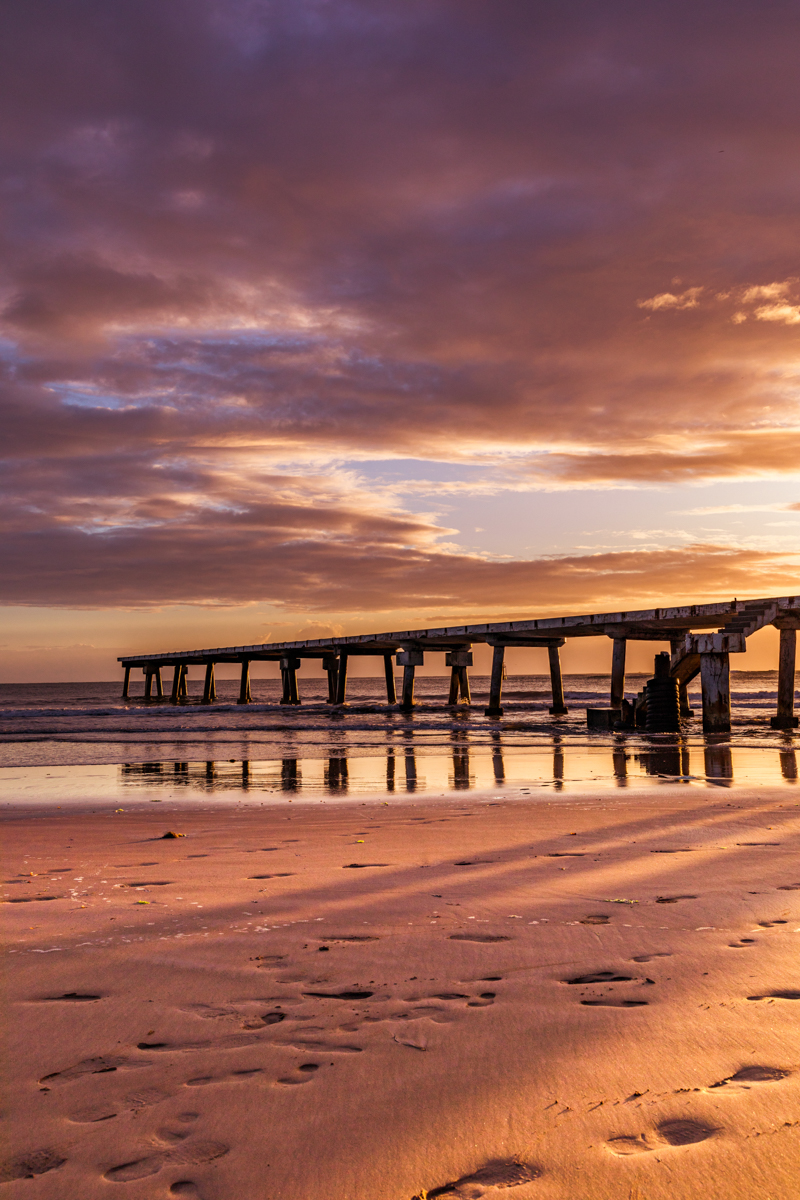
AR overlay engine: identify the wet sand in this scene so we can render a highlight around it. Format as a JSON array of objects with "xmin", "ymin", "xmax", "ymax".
[{"xmin": 3, "ymin": 786, "xmax": 800, "ymax": 1199}]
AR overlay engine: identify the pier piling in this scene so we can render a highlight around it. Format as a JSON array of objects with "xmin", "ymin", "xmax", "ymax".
[
  {"xmin": 335, "ymin": 654, "xmax": 348, "ymax": 704},
  {"xmin": 548, "ymin": 644, "xmax": 568, "ymax": 714},
  {"xmin": 323, "ymin": 655, "xmax": 339, "ymax": 703},
  {"xmin": 700, "ymin": 651, "xmax": 731, "ymax": 733},
  {"xmin": 238, "ymin": 660, "xmax": 252, "ymax": 704},
  {"xmin": 772, "ymin": 621, "xmax": 799, "ymax": 728},
  {"xmin": 383, "ymin": 654, "xmax": 397, "ymax": 704},
  {"xmin": 202, "ymin": 662, "xmax": 216, "ymax": 704},
  {"xmin": 485, "ymin": 644, "xmax": 505, "ymax": 716},
  {"xmin": 610, "ymin": 638, "xmax": 626, "ymax": 709},
  {"xmin": 122, "ymin": 665, "xmax": 130, "ymax": 699}
]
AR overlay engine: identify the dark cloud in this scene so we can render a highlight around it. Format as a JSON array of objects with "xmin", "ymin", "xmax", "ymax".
[{"xmin": 2, "ymin": 1, "xmax": 800, "ymax": 613}]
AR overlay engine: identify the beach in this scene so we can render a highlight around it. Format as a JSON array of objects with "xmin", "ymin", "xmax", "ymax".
[{"xmin": 4, "ymin": 780, "xmax": 800, "ymax": 1199}]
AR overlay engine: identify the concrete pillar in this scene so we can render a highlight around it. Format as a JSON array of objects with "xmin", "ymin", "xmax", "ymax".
[
  {"xmin": 280, "ymin": 657, "xmax": 300, "ymax": 705},
  {"xmin": 678, "ymin": 680, "xmax": 693, "ymax": 718},
  {"xmin": 170, "ymin": 664, "xmax": 182, "ymax": 703},
  {"xmin": 772, "ymin": 626, "xmax": 798, "ymax": 729},
  {"xmin": 485, "ymin": 644, "xmax": 505, "ymax": 716},
  {"xmin": 401, "ymin": 666, "xmax": 415, "ymax": 709},
  {"xmin": 610, "ymin": 638, "xmax": 626, "ymax": 708},
  {"xmin": 397, "ymin": 648, "xmax": 423, "ymax": 710},
  {"xmin": 446, "ymin": 650, "xmax": 472, "ymax": 705},
  {"xmin": 700, "ymin": 652, "xmax": 731, "ymax": 734},
  {"xmin": 202, "ymin": 662, "xmax": 216, "ymax": 704},
  {"xmin": 548, "ymin": 645, "xmax": 568, "ymax": 714},
  {"xmin": 238, "ymin": 660, "xmax": 252, "ymax": 704},
  {"xmin": 176, "ymin": 664, "xmax": 188, "ymax": 699},
  {"xmin": 143, "ymin": 668, "xmax": 154, "ymax": 700},
  {"xmin": 384, "ymin": 654, "xmax": 397, "ymax": 704},
  {"xmin": 322, "ymin": 655, "xmax": 338, "ymax": 703},
  {"xmin": 122, "ymin": 666, "xmax": 131, "ymax": 699},
  {"xmin": 335, "ymin": 654, "xmax": 348, "ymax": 704}
]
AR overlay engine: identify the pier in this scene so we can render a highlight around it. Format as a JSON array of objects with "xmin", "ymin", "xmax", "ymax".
[{"xmin": 118, "ymin": 594, "xmax": 799, "ymax": 734}]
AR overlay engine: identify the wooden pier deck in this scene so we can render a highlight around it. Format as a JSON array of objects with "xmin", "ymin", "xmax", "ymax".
[{"xmin": 118, "ymin": 594, "xmax": 800, "ymax": 734}]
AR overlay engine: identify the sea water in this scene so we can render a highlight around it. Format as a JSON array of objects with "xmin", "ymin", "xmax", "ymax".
[{"xmin": 0, "ymin": 673, "xmax": 797, "ymax": 803}]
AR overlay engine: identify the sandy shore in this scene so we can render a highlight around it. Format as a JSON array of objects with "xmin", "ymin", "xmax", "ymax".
[{"xmin": 3, "ymin": 786, "xmax": 800, "ymax": 1199}]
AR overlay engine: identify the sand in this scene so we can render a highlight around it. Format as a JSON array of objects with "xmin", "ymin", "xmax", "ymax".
[{"xmin": 3, "ymin": 786, "xmax": 800, "ymax": 1199}]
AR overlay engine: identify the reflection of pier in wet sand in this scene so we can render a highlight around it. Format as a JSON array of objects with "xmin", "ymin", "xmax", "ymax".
[
  {"xmin": 120, "ymin": 594, "xmax": 799, "ymax": 735},
  {"xmin": 119, "ymin": 736, "xmax": 799, "ymax": 795}
]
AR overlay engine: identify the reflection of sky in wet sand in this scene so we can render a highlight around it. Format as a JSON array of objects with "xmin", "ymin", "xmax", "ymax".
[{"xmin": 1, "ymin": 736, "xmax": 797, "ymax": 807}]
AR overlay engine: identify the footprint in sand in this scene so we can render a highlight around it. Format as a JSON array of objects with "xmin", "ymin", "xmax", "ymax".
[
  {"xmin": 276, "ymin": 1062, "xmax": 320, "ymax": 1085},
  {"xmin": 449, "ymin": 934, "xmax": 511, "ymax": 943},
  {"xmin": 631, "ymin": 953, "xmax": 671, "ymax": 963},
  {"xmin": 69, "ymin": 1086, "xmax": 176, "ymax": 1123},
  {"xmin": 185, "ymin": 1068, "xmax": 265, "ymax": 1087},
  {"xmin": 729, "ymin": 938, "xmax": 757, "ymax": 948},
  {"xmin": 40, "ymin": 991, "xmax": 103, "ymax": 1001},
  {"xmin": 580, "ymin": 915, "xmax": 610, "ymax": 925},
  {"xmin": 40, "ymin": 1054, "xmax": 153, "ymax": 1086},
  {"xmin": 0, "ymin": 1150, "xmax": 66, "ymax": 1183},
  {"xmin": 747, "ymin": 989, "xmax": 800, "ymax": 1001},
  {"xmin": 103, "ymin": 1139, "xmax": 229, "ymax": 1182},
  {"xmin": 706, "ymin": 1065, "xmax": 790, "ymax": 1092},
  {"xmin": 563, "ymin": 970, "xmax": 654, "ymax": 1007},
  {"xmin": 412, "ymin": 1159, "xmax": 541, "ymax": 1198},
  {"xmin": 655, "ymin": 895, "xmax": 698, "ymax": 904},
  {"xmin": 606, "ymin": 1119, "xmax": 715, "ymax": 1156}
]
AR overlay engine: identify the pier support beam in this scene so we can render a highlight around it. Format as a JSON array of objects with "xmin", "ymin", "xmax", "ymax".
[
  {"xmin": 171, "ymin": 663, "xmax": 188, "ymax": 702},
  {"xmin": 772, "ymin": 623, "xmax": 799, "ymax": 728},
  {"xmin": 401, "ymin": 666, "xmax": 415, "ymax": 709},
  {"xmin": 446, "ymin": 650, "xmax": 472, "ymax": 705},
  {"xmin": 280, "ymin": 657, "xmax": 301, "ymax": 705},
  {"xmin": 397, "ymin": 648, "xmax": 423, "ymax": 710},
  {"xmin": 202, "ymin": 662, "xmax": 216, "ymax": 704},
  {"xmin": 143, "ymin": 666, "xmax": 160, "ymax": 699},
  {"xmin": 323, "ymin": 655, "xmax": 339, "ymax": 704},
  {"xmin": 335, "ymin": 654, "xmax": 348, "ymax": 704},
  {"xmin": 700, "ymin": 651, "xmax": 731, "ymax": 734},
  {"xmin": 485, "ymin": 644, "xmax": 505, "ymax": 716},
  {"xmin": 610, "ymin": 638, "xmax": 626, "ymax": 709},
  {"xmin": 548, "ymin": 644, "xmax": 568, "ymax": 714},
  {"xmin": 122, "ymin": 666, "xmax": 131, "ymax": 699},
  {"xmin": 238, "ymin": 660, "xmax": 252, "ymax": 705},
  {"xmin": 383, "ymin": 654, "xmax": 397, "ymax": 704}
]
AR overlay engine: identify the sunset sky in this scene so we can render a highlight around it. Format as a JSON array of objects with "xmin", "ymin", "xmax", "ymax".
[{"xmin": 3, "ymin": 0, "xmax": 800, "ymax": 680}]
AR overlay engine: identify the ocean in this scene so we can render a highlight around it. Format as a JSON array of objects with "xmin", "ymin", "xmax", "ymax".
[{"xmin": 0, "ymin": 672, "xmax": 797, "ymax": 804}]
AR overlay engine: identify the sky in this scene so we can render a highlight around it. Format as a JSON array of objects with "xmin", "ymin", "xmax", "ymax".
[{"xmin": 2, "ymin": 0, "xmax": 800, "ymax": 680}]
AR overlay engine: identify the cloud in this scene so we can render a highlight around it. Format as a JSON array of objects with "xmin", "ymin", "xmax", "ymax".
[
  {"xmin": 741, "ymin": 281, "xmax": 794, "ymax": 303},
  {"xmin": 754, "ymin": 303, "xmax": 800, "ymax": 325},
  {"xmin": 637, "ymin": 287, "xmax": 702, "ymax": 311},
  {"xmin": 3, "ymin": 0, "xmax": 800, "ymax": 625}
]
